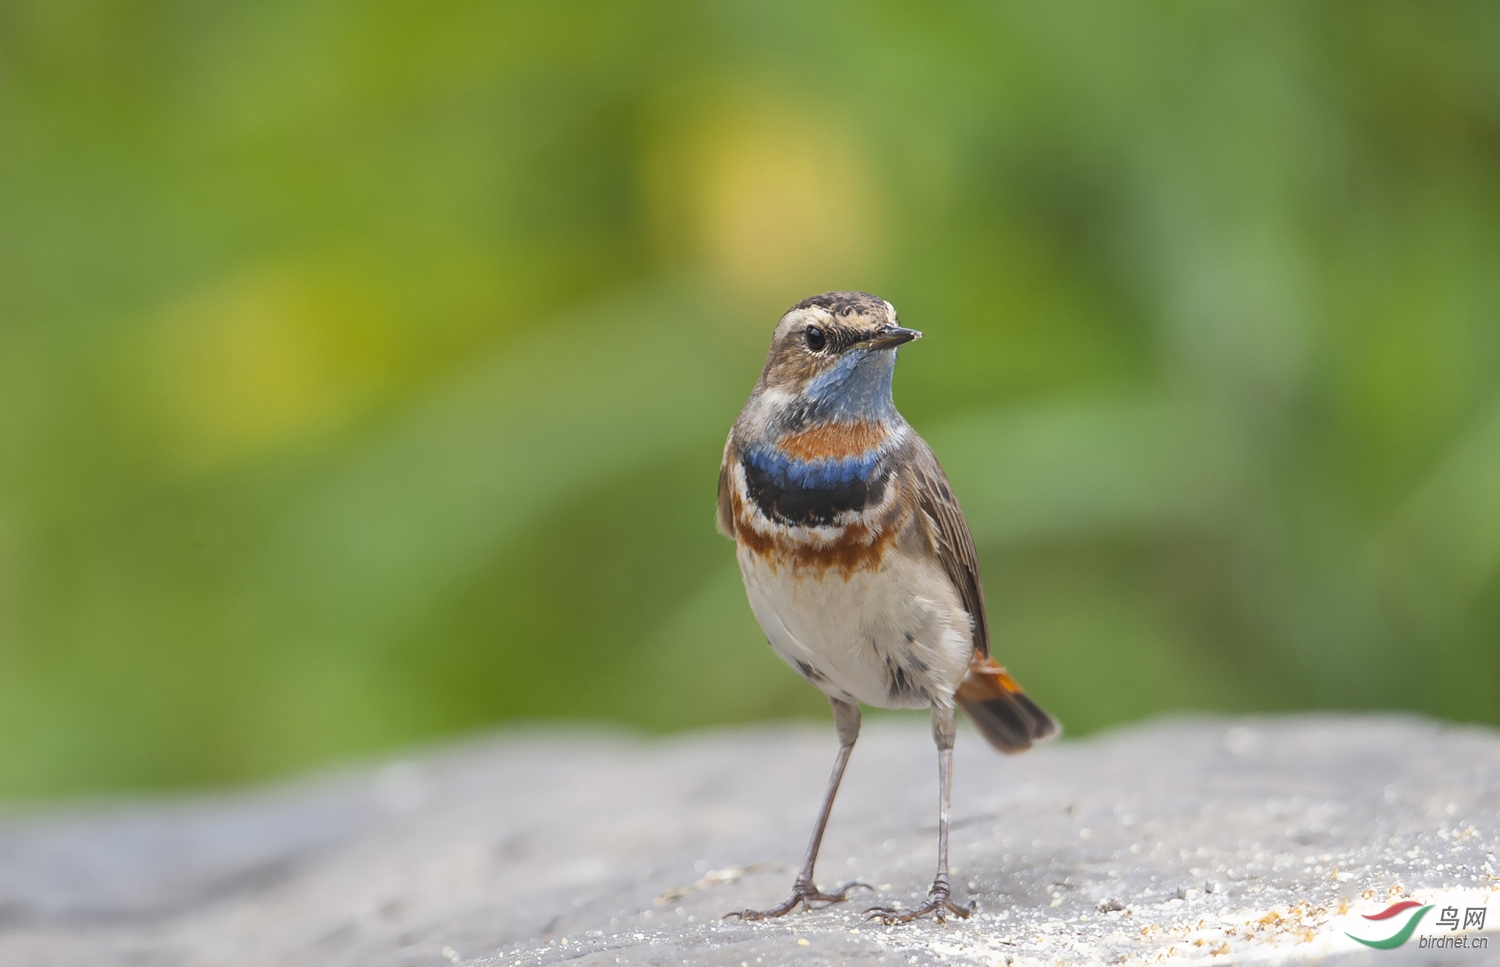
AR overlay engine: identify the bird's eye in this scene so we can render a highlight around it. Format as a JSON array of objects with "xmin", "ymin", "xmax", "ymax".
[{"xmin": 804, "ymin": 326, "xmax": 826, "ymax": 352}]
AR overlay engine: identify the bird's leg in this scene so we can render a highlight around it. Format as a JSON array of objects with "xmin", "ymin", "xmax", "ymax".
[
  {"xmin": 726, "ymin": 698, "xmax": 872, "ymax": 919},
  {"xmin": 867, "ymin": 703, "xmax": 975, "ymax": 923}
]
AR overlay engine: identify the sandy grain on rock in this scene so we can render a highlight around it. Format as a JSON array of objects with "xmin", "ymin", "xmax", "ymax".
[{"xmin": 1, "ymin": 715, "xmax": 1497, "ymax": 967}]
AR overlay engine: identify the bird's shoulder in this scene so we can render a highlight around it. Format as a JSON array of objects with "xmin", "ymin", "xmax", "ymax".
[{"xmin": 716, "ymin": 430, "xmax": 738, "ymax": 538}]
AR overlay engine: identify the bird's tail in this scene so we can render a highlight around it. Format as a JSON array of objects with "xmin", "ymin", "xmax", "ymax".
[{"xmin": 955, "ymin": 655, "xmax": 1059, "ymax": 754}]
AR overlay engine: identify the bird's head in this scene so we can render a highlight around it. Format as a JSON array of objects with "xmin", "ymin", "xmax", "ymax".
[{"xmin": 752, "ymin": 291, "xmax": 920, "ymax": 428}]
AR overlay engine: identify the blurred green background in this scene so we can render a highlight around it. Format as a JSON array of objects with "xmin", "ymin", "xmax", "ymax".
[{"xmin": 2, "ymin": 1, "xmax": 1499, "ymax": 800}]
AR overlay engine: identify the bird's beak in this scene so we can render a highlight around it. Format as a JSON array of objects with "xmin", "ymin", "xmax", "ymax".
[{"xmin": 862, "ymin": 326, "xmax": 922, "ymax": 350}]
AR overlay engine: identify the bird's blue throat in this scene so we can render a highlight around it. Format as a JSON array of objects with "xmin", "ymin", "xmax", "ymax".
[
  {"xmin": 790, "ymin": 349, "xmax": 899, "ymax": 426},
  {"xmin": 742, "ymin": 346, "xmax": 901, "ymax": 527}
]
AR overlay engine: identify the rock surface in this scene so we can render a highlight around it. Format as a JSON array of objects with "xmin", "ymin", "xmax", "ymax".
[{"xmin": 1, "ymin": 715, "xmax": 1498, "ymax": 966}]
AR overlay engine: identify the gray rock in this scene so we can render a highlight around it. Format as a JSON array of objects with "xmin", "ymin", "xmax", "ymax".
[{"xmin": 1, "ymin": 715, "xmax": 1497, "ymax": 966}]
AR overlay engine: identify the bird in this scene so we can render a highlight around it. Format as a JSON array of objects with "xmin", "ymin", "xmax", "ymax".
[{"xmin": 716, "ymin": 291, "xmax": 1058, "ymax": 923}]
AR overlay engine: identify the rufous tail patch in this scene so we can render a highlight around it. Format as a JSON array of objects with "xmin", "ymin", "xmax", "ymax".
[{"xmin": 956, "ymin": 654, "xmax": 1026, "ymax": 703}]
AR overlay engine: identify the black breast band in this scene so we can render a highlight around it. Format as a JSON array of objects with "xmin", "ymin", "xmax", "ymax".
[{"xmin": 742, "ymin": 451, "xmax": 887, "ymax": 527}]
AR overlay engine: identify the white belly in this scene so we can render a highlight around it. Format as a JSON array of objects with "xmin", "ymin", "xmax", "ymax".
[{"xmin": 736, "ymin": 548, "xmax": 974, "ymax": 710}]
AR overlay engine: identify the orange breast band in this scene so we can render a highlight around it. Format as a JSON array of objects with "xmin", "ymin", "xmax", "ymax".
[{"xmin": 776, "ymin": 422, "xmax": 886, "ymax": 461}]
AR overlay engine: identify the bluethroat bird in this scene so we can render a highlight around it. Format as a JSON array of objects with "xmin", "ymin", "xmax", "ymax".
[{"xmin": 717, "ymin": 292, "xmax": 1058, "ymax": 923}]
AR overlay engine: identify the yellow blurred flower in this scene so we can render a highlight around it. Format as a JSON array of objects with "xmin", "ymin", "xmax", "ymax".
[
  {"xmin": 647, "ymin": 93, "xmax": 887, "ymax": 302},
  {"xmin": 139, "ymin": 264, "xmax": 400, "ymax": 474}
]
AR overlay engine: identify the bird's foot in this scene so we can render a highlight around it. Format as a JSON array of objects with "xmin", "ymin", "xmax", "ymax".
[
  {"xmin": 724, "ymin": 878, "xmax": 873, "ymax": 920},
  {"xmin": 866, "ymin": 881, "xmax": 974, "ymax": 924}
]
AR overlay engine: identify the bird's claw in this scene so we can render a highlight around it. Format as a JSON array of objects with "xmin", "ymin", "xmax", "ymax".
[
  {"xmin": 724, "ymin": 879, "xmax": 874, "ymax": 920},
  {"xmin": 866, "ymin": 886, "xmax": 974, "ymax": 924}
]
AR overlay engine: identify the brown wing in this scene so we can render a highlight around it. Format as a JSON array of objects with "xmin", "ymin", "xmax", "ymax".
[{"xmin": 910, "ymin": 436, "xmax": 990, "ymax": 657}]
